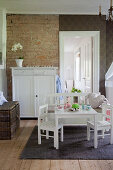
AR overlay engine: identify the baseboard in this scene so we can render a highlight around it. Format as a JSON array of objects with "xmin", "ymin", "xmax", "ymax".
[{"xmin": 20, "ymin": 117, "xmax": 38, "ymax": 120}]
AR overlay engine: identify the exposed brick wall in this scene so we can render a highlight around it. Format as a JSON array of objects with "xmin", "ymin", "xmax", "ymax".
[
  {"xmin": 6, "ymin": 14, "xmax": 59, "ymax": 100},
  {"xmin": 7, "ymin": 14, "xmax": 110, "ymax": 99}
]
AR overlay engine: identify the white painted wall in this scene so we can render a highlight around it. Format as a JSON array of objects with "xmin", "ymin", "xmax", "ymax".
[
  {"xmin": 0, "ymin": 9, "xmax": 7, "ymax": 97},
  {"xmin": 64, "ymin": 52, "xmax": 74, "ymax": 80},
  {"xmin": 0, "ymin": 12, "xmax": 2, "ymax": 52},
  {"xmin": 0, "ymin": 69, "xmax": 7, "ymax": 97}
]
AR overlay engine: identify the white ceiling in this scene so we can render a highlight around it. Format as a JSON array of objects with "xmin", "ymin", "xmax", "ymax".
[{"xmin": 0, "ymin": 0, "xmax": 110, "ymax": 15}]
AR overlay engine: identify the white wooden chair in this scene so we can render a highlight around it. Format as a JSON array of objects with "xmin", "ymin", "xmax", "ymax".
[
  {"xmin": 38, "ymin": 104, "xmax": 63, "ymax": 149},
  {"xmin": 87, "ymin": 103, "xmax": 113, "ymax": 145}
]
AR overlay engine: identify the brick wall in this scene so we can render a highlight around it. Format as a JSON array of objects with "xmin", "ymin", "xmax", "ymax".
[
  {"xmin": 7, "ymin": 14, "xmax": 59, "ymax": 100},
  {"xmin": 7, "ymin": 14, "xmax": 109, "ymax": 99}
]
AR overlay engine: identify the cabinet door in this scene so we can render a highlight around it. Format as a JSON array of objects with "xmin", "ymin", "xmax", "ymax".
[
  {"xmin": 13, "ymin": 76, "xmax": 35, "ymax": 117},
  {"xmin": 34, "ymin": 75, "xmax": 55, "ymax": 116}
]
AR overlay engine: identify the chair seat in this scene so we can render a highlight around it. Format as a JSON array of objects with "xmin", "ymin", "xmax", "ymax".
[
  {"xmin": 40, "ymin": 120, "xmax": 62, "ymax": 131},
  {"xmin": 47, "ymin": 113, "xmax": 64, "ymax": 124},
  {"xmin": 87, "ymin": 120, "xmax": 111, "ymax": 130}
]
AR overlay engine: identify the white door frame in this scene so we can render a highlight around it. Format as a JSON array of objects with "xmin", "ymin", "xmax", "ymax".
[{"xmin": 59, "ymin": 31, "xmax": 100, "ymax": 93}]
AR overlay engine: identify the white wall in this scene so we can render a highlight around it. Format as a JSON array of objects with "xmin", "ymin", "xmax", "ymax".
[
  {"xmin": 0, "ymin": 69, "xmax": 7, "ymax": 97},
  {"xmin": 0, "ymin": 11, "xmax": 2, "ymax": 52},
  {"xmin": 64, "ymin": 52, "xmax": 74, "ymax": 80},
  {"xmin": 0, "ymin": 9, "xmax": 7, "ymax": 97}
]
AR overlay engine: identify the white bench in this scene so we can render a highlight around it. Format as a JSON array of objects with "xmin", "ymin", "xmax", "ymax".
[{"xmin": 47, "ymin": 92, "xmax": 90, "ymax": 125}]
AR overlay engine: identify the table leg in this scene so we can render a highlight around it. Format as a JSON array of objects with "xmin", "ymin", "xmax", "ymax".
[
  {"xmin": 38, "ymin": 127, "xmax": 41, "ymax": 144},
  {"xmin": 61, "ymin": 126, "xmax": 63, "ymax": 142},
  {"xmin": 55, "ymin": 116, "xmax": 59, "ymax": 149},
  {"xmin": 110, "ymin": 127, "xmax": 113, "ymax": 144},
  {"xmin": 46, "ymin": 130, "xmax": 49, "ymax": 139},
  {"xmin": 110, "ymin": 108, "xmax": 113, "ymax": 144},
  {"xmin": 94, "ymin": 114, "xmax": 98, "ymax": 148}
]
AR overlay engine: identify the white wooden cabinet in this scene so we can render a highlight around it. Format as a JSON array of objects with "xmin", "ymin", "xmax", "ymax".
[{"xmin": 12, "ymin": 67, "xmax": 57, "ymax": 118}]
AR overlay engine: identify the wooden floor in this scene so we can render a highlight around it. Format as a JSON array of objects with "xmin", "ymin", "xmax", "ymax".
[{"xmin": 0, "ymin": 120, "xmax": 113, "ymax": 170}]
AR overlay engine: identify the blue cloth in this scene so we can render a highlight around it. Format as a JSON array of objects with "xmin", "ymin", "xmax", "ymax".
[{"xmin": 56, "ymin": 75, "xmax": 62, "ymax": 93}]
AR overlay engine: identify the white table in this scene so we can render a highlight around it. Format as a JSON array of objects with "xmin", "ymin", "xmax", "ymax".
[{"xmin": 55, "ymin": 107, "xmax": 98, "ymax": 149}]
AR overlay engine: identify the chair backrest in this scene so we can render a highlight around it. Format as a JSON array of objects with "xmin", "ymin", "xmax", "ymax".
[
  {"xmin": 102, "ymin": 103, "xmax": 113, "ymax": 123},
  {"xmin": 38, "ymin": 104, "xmax": 48, "ymax": 127},
  {"xmin": 39, "ymin": 104, "xmax": 48, "ymax": 117},
  {"xmin": 38, "ymin": 104, "xmax": 57, "ymax": 128}
]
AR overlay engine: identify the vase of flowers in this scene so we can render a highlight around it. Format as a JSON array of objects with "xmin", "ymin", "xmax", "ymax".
[
  {"xmin": 11, "ymin": 43, "xmax": 24, "ymax": 67},
  {"xmin": 15, "ymin": 57, "xmax": 24, "ymax": 67}
]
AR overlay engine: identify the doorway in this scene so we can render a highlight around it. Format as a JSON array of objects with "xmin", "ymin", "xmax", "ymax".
[{"xmin": 59, "ymin": 31, "xmax": 100, "ymax": 93}]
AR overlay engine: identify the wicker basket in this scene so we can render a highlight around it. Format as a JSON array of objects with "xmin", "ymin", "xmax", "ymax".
[{"xmin": 0, "ymin": 101, "xmax": 20, "ymax": 139}]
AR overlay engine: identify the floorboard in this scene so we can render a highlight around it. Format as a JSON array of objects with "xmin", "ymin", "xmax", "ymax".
[{"xmin": 0, "ymin": 120, "xmax": 113, "ymax": 170}]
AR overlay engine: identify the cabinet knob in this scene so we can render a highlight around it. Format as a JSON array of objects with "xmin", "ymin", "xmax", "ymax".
[{"xmin": 36, "ymin": 95, "xmax": 38, "ymax": 97}]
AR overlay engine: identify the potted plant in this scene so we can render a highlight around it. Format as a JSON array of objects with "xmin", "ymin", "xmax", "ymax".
[
  {"xmin": 11, "ymin": 43, "xmax": 23, "ymax": 67},
  {"xmin": 72, "ymin": 103, "xmax": 79, "ymax": 111},
  {"xmin": 71, "ymin": 87, "xmax": 81, "ymax": 93}
]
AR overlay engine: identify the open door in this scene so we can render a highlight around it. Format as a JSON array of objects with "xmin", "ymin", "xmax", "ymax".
[
  {"xmin": 59, "ymin": 31, "xmax": 100, "ymax": 93},
  {"xmin": 74, "ymin": 38, "xmax": 93, "ymax": 92}
]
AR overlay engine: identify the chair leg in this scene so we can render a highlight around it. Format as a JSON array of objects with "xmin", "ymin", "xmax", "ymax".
[
  {"xmin": 110, "ymin": 128, "xmax": 113, "ymax": 144},
  {"xmin": 54, "ymin": 130, "xmax": 59, "ymax": 149},
  {"xmin": 54, "ymin": 131, "xmax": 56, "ymax": 148},
  {"xmin": 102, "ymin": 130, "xmax": 105, "ymax": 139},
  {"xmin": 46, "ymin": 130, "xmax": 49, "ymax": 139},
  {"xmin": 87, "ymin": 124, "xmax": 90, "ymax": 141},
  {"xmin": 38, "ymin": 128, "xmax": 41, "ymax": 144},
  {"xmin": 61, "ymin": 126, "xmax": 63, "ymax": 142}
]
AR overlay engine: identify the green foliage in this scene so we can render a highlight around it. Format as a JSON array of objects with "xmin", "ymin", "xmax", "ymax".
[
  {"xmin": 19, "ymin": 56, "xmax": 24, "ymax": 59},
  {"xmin": 72, "ymin": 103, "xmax": 79, "ymax": 109},
  {"xmin": 71, "ymin": 87, "xmax": 81, "ymax": 93}
]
